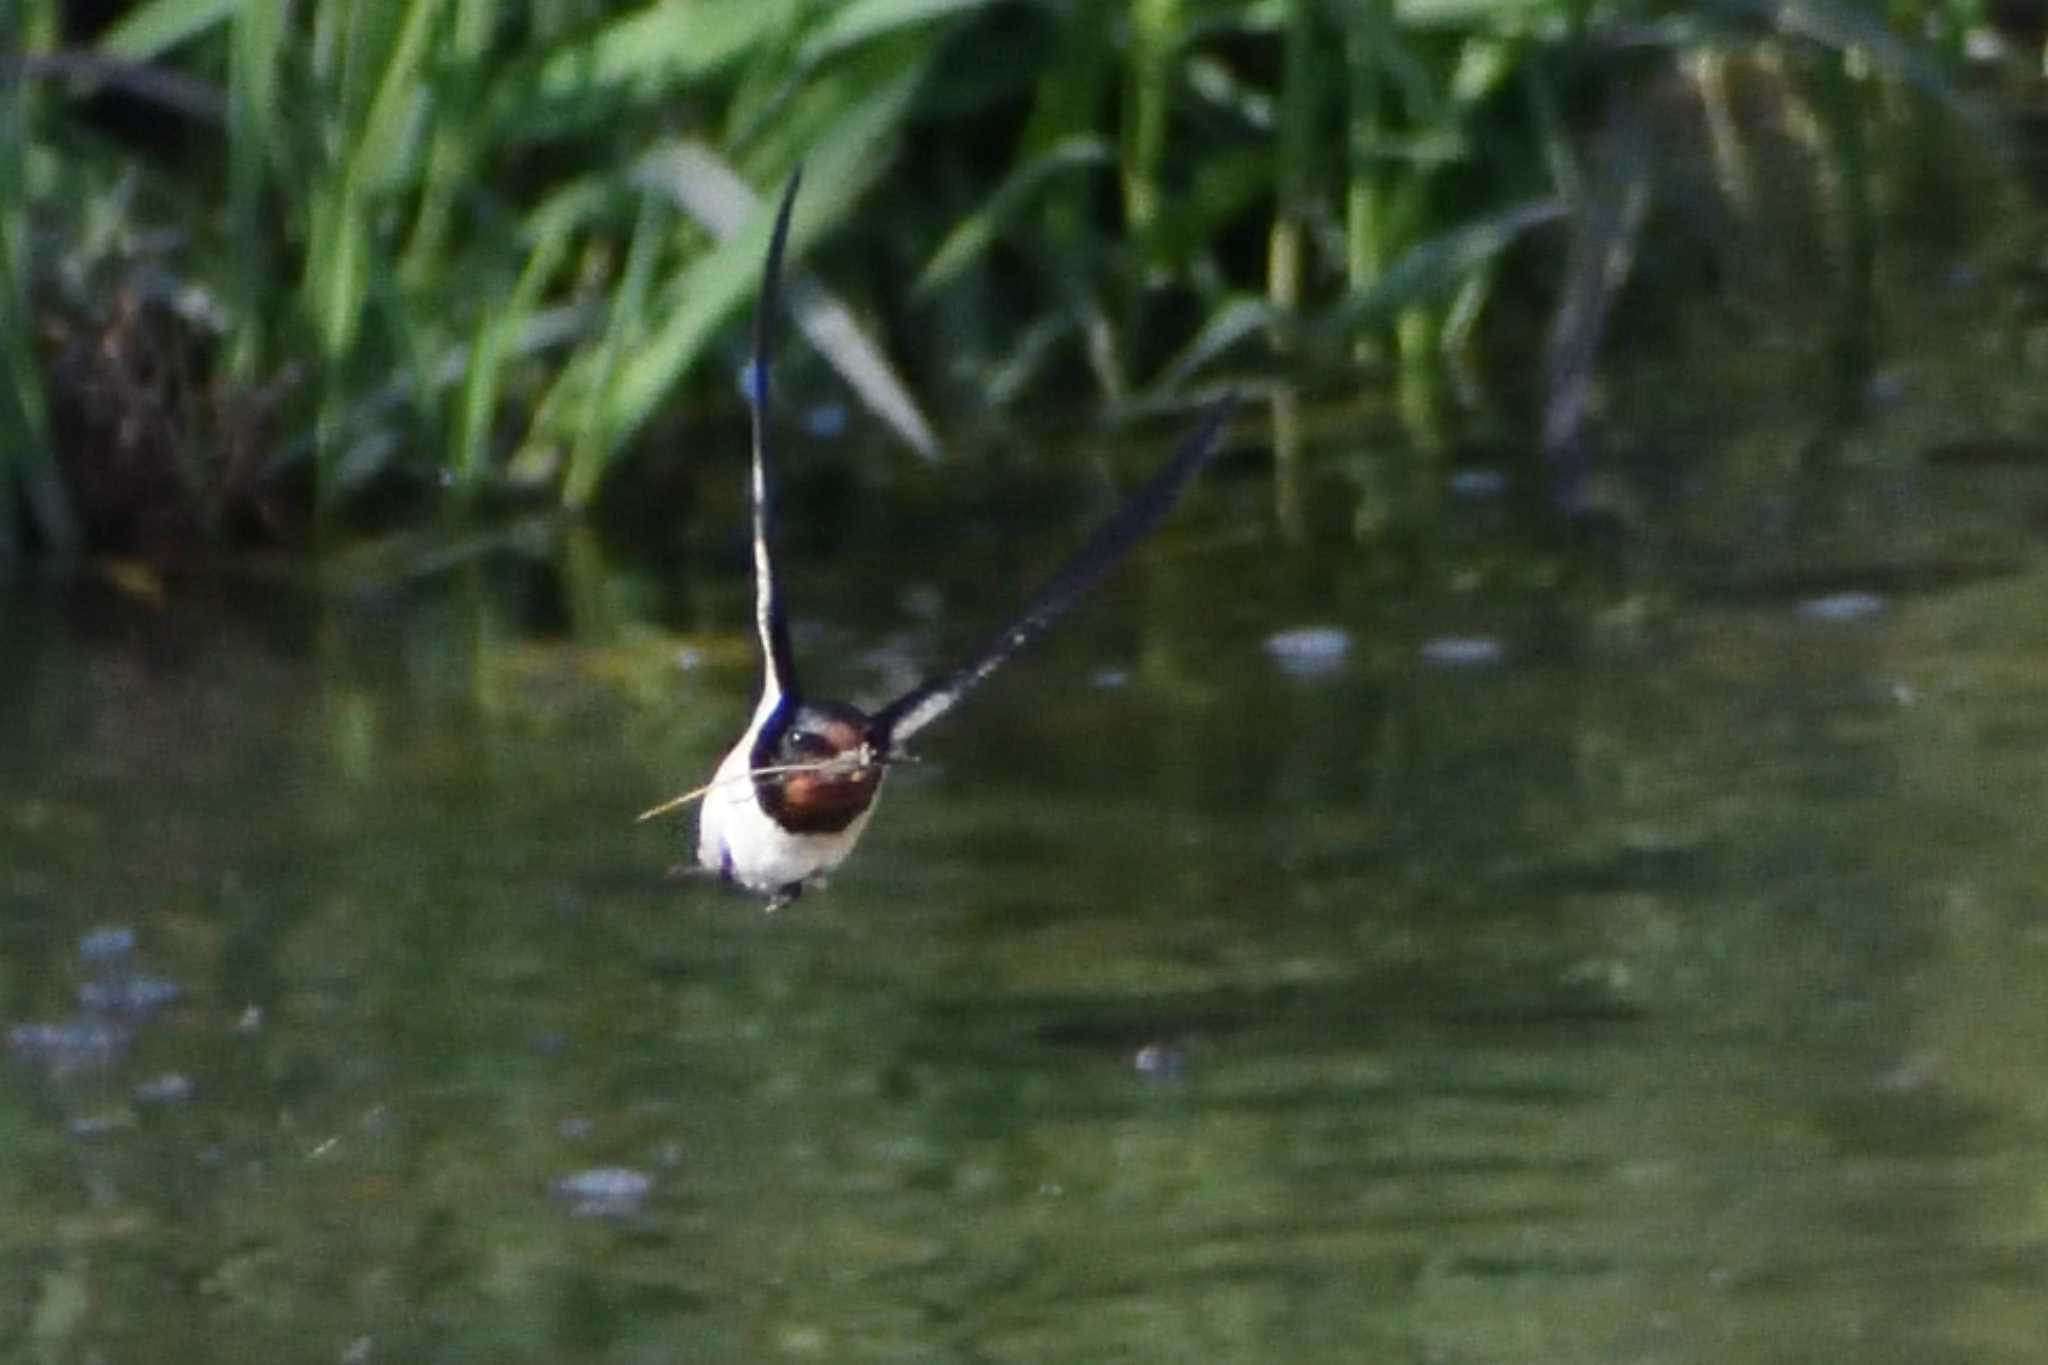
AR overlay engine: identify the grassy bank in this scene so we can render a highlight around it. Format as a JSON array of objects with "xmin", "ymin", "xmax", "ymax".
[{"xmin": 0, "ymin": 0, "xmax": 1989, "ymax": 565}]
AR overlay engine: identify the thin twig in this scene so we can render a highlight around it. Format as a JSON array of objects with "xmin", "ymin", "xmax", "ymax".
[{"xmin": 635, "ymin": 755, "xmax": 876, "ymax": 824}]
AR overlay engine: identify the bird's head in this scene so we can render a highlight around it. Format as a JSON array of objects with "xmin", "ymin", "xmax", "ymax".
[{"xmin": 756, "ymin": 700, "xmax": 885, "ymax": 832}]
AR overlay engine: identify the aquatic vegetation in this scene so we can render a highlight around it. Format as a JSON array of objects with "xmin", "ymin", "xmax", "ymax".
[{"xmin": 0, "ymin": 0, "xmax": 1986, "ymax": 561}]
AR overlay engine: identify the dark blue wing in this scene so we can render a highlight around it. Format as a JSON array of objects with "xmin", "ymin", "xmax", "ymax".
[{"xmin": 751, "ymin": 170, "xmax": 803, "ymax": 702}]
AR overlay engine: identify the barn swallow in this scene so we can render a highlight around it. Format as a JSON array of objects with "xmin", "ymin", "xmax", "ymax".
[{"xmin": 686, "ymin": 172, "xmax": 1237, "ymax": 909}]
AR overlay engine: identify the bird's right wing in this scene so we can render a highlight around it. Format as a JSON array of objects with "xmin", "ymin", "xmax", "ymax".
[{"xmin": 750, "ymin": 170, "xmax": 804, "ymax": 703}]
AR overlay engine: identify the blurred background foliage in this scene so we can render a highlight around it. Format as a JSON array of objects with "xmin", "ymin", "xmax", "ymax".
[{"xmin": 0, "ymin": 0, "xmax": 2023, "ymax": 567}]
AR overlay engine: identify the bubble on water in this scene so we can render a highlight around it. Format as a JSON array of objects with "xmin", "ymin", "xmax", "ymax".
[
  {"xmin": 67, "ymin": 1111, "xmax": 134, "ymax": 1138},
  {"xmin": 78, "ymin": 974, "xmax": 182, "ymax": 1018},
  {"xmin": 135, "ymin": 1073, "xmax": 195, "ymax": 1106},
  {"xmin": 1133, "ymin": 1042, "xmax": 1187, "ymax": 1081},
  {"xmin": 552, "ymin": 1166, "xmax": 653, "ymax": 1218},
  {"xmin": 9, "ymin": 1017, "xmax": 132, "ymax": 1074},
  {"xmin": 1795, "ymin": 592, "xmax": 1886, "ymax": 623},
  {"xmin": 1264, "ymin": 627, "xmax": 1352, "ymax": 679},
  {"xmin": 1418, "ymin": 636, "xmax": 1505, "ymax": 669},
  {"xmin": 78, "ymin": 926, "xmax": 136, "ymax": 961},
  {"xmin": 1865, "ymin": 369, "xmax": 1908, "ymax": 408},
  {"xmin": 1448, "ymin": 468, "xmax": 1509, "ymax": 500}
]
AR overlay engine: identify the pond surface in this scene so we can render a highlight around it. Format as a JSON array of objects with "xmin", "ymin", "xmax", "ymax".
[{"xmin": 5, "ymin": 426, "xmax": 2048, "ymax": 1364}]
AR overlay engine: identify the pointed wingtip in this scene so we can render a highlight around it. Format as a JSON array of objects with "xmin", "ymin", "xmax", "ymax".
[
  {"xmin": 752, "ymin": 169, "xmax": 805, "ymax": 403},
  {"xmin": 770, "ymin": 166, "xmax": 802, "ymax": 256}
]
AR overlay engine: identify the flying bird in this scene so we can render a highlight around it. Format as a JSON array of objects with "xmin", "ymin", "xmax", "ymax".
[{"xmin": 676, "ymin": 171, "xmax": 1237, "ymax": 910}]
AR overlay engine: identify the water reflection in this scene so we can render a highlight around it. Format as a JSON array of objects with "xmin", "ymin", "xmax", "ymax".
[{"xmin": 2, "ymin": 524, "xmax": 2046, "ymax": 1363}]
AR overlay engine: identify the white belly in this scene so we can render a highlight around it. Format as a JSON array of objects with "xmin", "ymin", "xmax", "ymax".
[{"xmin": 694, "ymin": 695, "xmax": 882, "ymax": 898}]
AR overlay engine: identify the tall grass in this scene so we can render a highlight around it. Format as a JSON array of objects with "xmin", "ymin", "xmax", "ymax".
[
  {"xmin": 0, "ymin": 0, "xmax": 73, "ymax": 564},
  {"xmin": 0, "ymin": 0, "xmax": 1983, "ymax": 558}
]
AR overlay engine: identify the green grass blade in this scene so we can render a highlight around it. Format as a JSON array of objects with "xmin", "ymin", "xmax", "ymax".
[
  {"xmin": 591, "ymin": 64, "xmax": 928, "ymax": 491},
  {"xmin": 563, "ymin": 193, "xmax": 663, "ymax": 510},
  {"xmin": 400, "ymin": 0, "xmax": 492, "ymax": 283},
  {"xmin": 95, "ymin": 0, "xmax": 234, "ymax": 60},
  {"xmin": 797, "ymin": 0, "xmax": 999, "ymax": 66},
  {"xmin": 487, "ymin": 0, "xmax": 798, "ymax": 136},
  {"xmin": 984, "ymin": 312, "xmax": 1073, "ymax": 407},
  {"xmin": 453, "ymin": 186, "xmax": 601, "ymax": 492},
  {"xmin": 1267, "ymin": 0, "xmax": 1317, "ymax": 379},
  {"xmin": 351, "ymin": 0, "xmax": 444, "ymax": 192},
  {"xmin": 1393, "ymin": 0, "xmax": 1550, "ymax": 29},
  {"xmin": 637, "ymin": 139, "xmax": 940, "ymax": 461},
  {"xmin": 0, "ymin": 251, "xmax": 74, "ymax": 561},
  {"xmin": 780, "ymin": 272, "xmax": 940, "ymax": 461},
  {"xmin": 225, "ymin": 0, "xmax": 285, "ymax": 377},
  {"xmin": 631, "ymin": 141, "xmax": 766, "ymax": 237},
  {"xmin": 571, "ymin": 216, "xmax": 785, "ymax": 501},
  {"xmin": 0, "ymin": 31, "xmax": 74, "ymax": 558},
  {"xmin": 1123, "ymin": 0, "xmax": 1182, "ymax": 237},
  {"xmin": 1333, "ymin": 198, "xmax": 1566, "ymax": 331},
  {"xmin": 306, "ymin": 176, "xmax": 371, "ymax": 360},
  {"xmin": 1314, "ymin": 0, "xmax": 1445, "ymax": 126},
  {"xmin": 1344, "ymin": 6, "xmax": 1386, "ymax": 308},
  {"xmin": 1145, "ymin": 295, "xmax": 1282, "ymax": 399},
  {"xmin": 1017, "ymin": 0, "xmax": 1114, "ymax": 254},
  {"xmin": 914, "ymin": 135, "xmax": 1112, "ymax": 296}
]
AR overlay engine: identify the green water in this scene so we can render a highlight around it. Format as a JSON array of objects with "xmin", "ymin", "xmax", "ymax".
[{"xmin": 4, "ymin": 447, "xmax": 2048, "ymax": 1364}]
